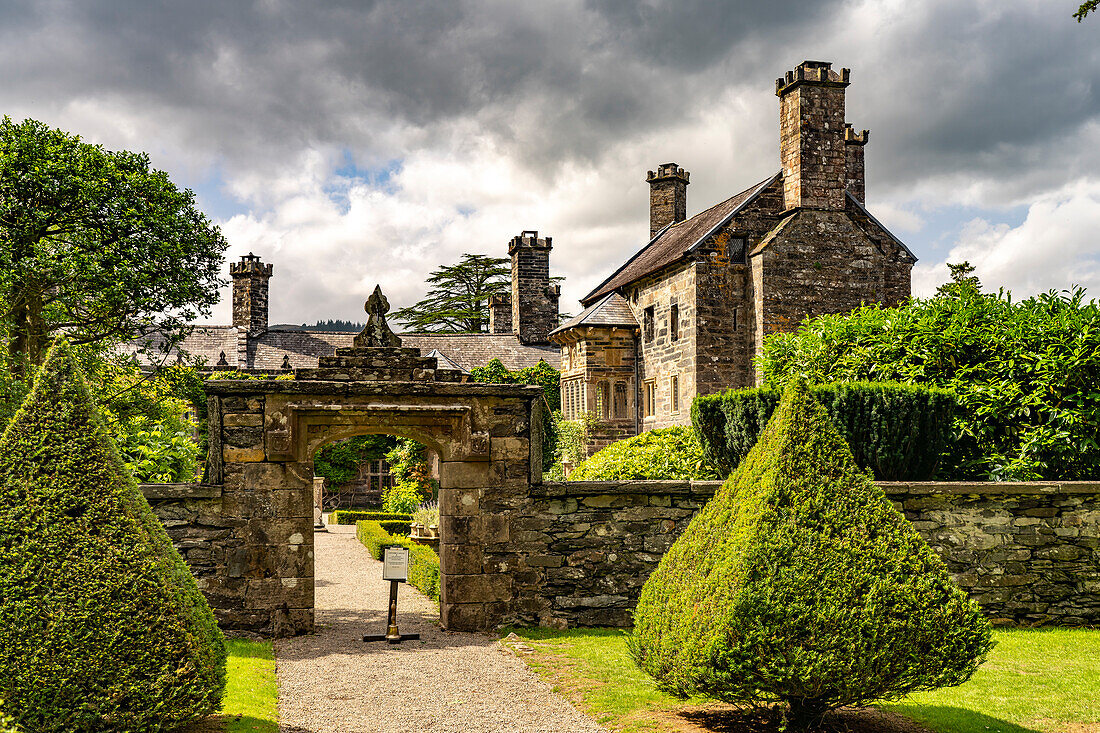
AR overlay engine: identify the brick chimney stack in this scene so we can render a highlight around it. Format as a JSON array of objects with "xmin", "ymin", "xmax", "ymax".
[
  {"xmin": 646, "ymin": 163, "xmax": 689, "ymax": 239},
  {"xmin": 844, "ymin": 123, "xmax": 869, "ymax": 205},
  {"xmin": 230, "ymin": 253, "xmax": 273, "ymax": 335},
  {"xmin": 509, "ymin": 230, "xmax": 560, "ymax": 344},
  {"xmin": 776, "ymin": 61, "xmax": 850, "ymax": 212}
]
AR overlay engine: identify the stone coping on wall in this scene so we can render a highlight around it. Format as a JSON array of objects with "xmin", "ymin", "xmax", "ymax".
[
  {"xmin": 539, "ymin": 480, "xmax": 1100, "ymax": 498},
  {"xmin": 203, "ymin": 379, "xmax": 542, "ymax": 397},
  {"xmin": 139, "ymin": 483, "xmax": 223, "ymax": 500}
]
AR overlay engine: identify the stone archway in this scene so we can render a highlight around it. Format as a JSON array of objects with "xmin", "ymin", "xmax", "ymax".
[{"xmin": 200, "ymin": 341, "xmax": 542, "ymax": 636}]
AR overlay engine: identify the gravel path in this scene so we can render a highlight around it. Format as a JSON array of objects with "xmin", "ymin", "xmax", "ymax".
[{"xmin": 274, "ymin": 523, "xmax": 606, "ymax": 733}]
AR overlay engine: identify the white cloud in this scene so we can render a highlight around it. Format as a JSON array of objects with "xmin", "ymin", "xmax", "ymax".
[{"xmin": 912, "ymin": 179, "xmax": 1100, "ymax": 298}]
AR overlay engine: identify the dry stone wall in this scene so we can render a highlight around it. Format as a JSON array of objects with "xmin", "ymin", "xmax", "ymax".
[{"xmin": 510, "ymin": 480, "xmax": 1100, "ymax": 629}]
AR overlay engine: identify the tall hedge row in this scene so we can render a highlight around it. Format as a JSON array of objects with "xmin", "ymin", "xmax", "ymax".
[
  {"xmin": 0, "ymin": 340, "xmax": 226, "ymax": 732},
  {"xmin": 692, "ymin": 381, "xmax": 958, "ymax": 480}
]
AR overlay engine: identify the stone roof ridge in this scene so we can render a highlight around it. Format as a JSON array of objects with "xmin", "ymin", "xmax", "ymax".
[
  {"xmin": 845, "ymin": 191, "xmax": 918, "ymax": 262},
  {"xmin": 549, "ymin": 292, "xmax": 638, "ymax": 337},
  {"xmin": 581, "ymin": 172, "xmax": 780, "ymax": 305}
]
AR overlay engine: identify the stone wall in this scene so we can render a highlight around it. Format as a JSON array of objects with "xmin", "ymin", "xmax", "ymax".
[
  {"xmin": 139, "ymin": 483, "xmax": 269, "ymax": 632},
  {"xmin": 628, "ymin": 262, "xmax": 696, "ymax": 430},
  {"xmin": 751, "ymin": 209, "xmax": 887, "ymax": 344},
  {"xmin": 509, "ymin": 480, "xmax": 1100, "ymax": 629}
]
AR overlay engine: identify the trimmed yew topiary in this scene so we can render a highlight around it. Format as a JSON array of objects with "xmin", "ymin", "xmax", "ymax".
[
  {"xmin": 0, "ymin": 340, "xmax": 226, "ymax": 732},
  {"xmin": 632, "ymin": 381, "xmax": 992, "ymax": 728}
]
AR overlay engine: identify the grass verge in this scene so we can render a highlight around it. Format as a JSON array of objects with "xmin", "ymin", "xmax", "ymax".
[
  {"xmin": 504, "ymin": 627, "xmax": 1100, "ymax": 733},
  {"xmin": 222, "ymin": 639, "xmax": 278, "ymax": 733}
]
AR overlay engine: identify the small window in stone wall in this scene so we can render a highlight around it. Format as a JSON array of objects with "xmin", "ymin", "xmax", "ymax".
[
  {"xmin": 732, "ymin": 307, "xmax": 738, "ymax": 330},
  {"xmin": 596, "ymin": 381, "xmax": 610, "ymax": 420},
  {"xmin": 670, "ymin": 375, "xmax": 680, "ymax": 414},
  {"xmin": 730, "ymin": 237, "xmax": 747, "ymax": 263},
  {"xmin": 670, "ymin": 303, "xmax": 679, "ymax": 341},
  {"xmin": 563, "ymin": 379, "xmax": 586, "ymax": 420},
  {"xmin": 644, "ymin": 306, "xmax": 655, "ymax": 341},
  {"xmin": 614, "ymin": 382, "xmax": 628, "ymax": 418},
  {"xmin": 365, "ymin": 459, "xmax": 394, "ymax": 496},
  {"xmin": 644, "ymin": 380, "xmax": 656, "ymax": 417}
]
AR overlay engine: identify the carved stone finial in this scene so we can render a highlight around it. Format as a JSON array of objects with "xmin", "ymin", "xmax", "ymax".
[{"xmin": 354, "ymin": 284, "xmax": 402, "ymax": 348}]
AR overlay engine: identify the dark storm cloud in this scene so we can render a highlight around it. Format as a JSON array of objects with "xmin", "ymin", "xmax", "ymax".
[
  {"xmin": 0, "ymin": 0, "xmax": 840, "ymax": 171},
  {"xmin": 0, "ymin": 0, "xmax": 1097, "ymax": 205}
]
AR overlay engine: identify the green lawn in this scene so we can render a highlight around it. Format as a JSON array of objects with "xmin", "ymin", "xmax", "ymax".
[
  {"xmin": 505, "ymin": 627, "xmax": 1100, "ymax": 733},
  {"xmin": 221, "ymin": 639, "xmax": 278, "ymax": 733}
]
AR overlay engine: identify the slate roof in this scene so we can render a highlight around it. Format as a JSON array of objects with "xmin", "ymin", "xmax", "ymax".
[
  {"xmin": 400, "ymin": 334, "xmax": 559, "ymax": 371},
  {"xmin": 583, "ymin": 173, "xmax": 780, "ymax": 306},
  {"xmin": 124, "ymin": 327, "xmax": 559, "ymax": 373},
  {"xmin": 549, "ymin": 292, "xmax": 637, "ymax": 338}
]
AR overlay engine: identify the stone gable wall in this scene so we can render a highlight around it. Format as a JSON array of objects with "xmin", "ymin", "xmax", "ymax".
[
  {"xmin": 509, "ymin": 481, "xmax": 1100, "ymax": 628},
  {"xmin": 751, "ymin": 209, "xmax": 886, "ymax": 345}
]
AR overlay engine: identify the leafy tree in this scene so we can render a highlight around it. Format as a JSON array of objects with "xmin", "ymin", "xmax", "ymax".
[
  {"xmin": 382, "ymin": 438, "xmax": 437, "ymax": 513},
  {"xmin": 0, "ymin": 339, "xmax": 226, "ymax": 732},
  {"xmin": 758, "ymin": 265, "xmax": 1100, "ymax": 480},
  {"xmin": 1075, "ymin": 0, "xmax": 1097, "ymax": 21},
  {"xmin": 631, "ymin": 382, "xmax": 992, "ymax": 729},
  {"xmin": 392, "ymin": 253, "xmax": 510, "ymax": 333},
  {"xmin": 314, "ymin": 434, "xmax": 398, "ymax": 485},
  {"xmin": 0, "ymin": 117, "xmax": 227, "ymax": 373}
]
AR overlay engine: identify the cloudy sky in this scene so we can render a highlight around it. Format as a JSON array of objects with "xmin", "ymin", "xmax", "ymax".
[{"xmin": 3, "ymin": 0, "xmax": 1099, "ymax": 325}]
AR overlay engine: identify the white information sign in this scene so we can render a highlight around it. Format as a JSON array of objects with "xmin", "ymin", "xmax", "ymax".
[{"xmin": 382, "ymin": 546, "xmax": 409, "ymax": 581}]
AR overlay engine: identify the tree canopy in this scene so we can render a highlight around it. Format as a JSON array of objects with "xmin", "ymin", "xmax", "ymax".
[
  {"xmin": 1076, "ymin": 1, "xmax": 1097, "ymax": 21},
  {"xmin": 0, "ymin": 117, "xmax": 227, "ymax": 372},
  {"xmin": 758, "ymin": 264, "xmax": 1100, "ymax": 480},
  {"xmin": 392, "ymin": 253, "xmax": 510, "ymax": 333}
]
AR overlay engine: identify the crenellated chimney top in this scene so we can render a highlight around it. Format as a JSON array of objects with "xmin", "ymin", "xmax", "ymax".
[
  {"xmin": 646, "ymin": 162, "xmax": 689, "ymax": 239},
  {"xmin": 230, "ymin": 253, "xmax": 273, "ymax": 335}
]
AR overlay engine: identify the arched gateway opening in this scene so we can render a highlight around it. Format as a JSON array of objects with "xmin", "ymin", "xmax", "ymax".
[{"xmin": 199, "ymin": 290, "xmax": 542, "ymax": 636}]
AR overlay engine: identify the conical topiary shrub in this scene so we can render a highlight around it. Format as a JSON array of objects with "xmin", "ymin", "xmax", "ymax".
[
  {"xmin": 631, "ymin": 381, "xmax": 993, "ymax": 728},
  {"xmin": 0, "ymin": 340, "xmax": 226, "ymax": 732}
]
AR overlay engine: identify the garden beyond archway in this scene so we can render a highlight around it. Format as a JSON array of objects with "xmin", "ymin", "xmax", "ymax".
[{"xmin": 200, "ymin": 340, "xmax": 543, "ymax": 636}]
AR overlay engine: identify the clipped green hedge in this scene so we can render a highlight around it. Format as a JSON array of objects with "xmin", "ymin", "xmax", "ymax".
[
  {"xmin": 0, "ymin": 340, "xmax": 226, "ymax": 732},
  {"xmin": 330, "ymin": 510, "xmax": 411, "ymax": 525},
  {"xmin": 633, "ymin": 382, "xmax": 992, "ymax": 726},
  {"xmin": 568, "ymin": 426, "xmax": 721, "ymax": 481},
  {"xmin": 378, "ymin": 520, "xmax": 411, "ymax": 536},
  {"xmin": 355, "ymin": 521, "xmax": 440, "ymax": 602},
  {"xmin": 692, "ymin": 381, "xmax": 958, "ymax": 480}
]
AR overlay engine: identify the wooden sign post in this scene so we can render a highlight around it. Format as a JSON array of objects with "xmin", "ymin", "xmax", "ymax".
[{"xmin": 363, "ymin": 546, "xmax": 421, "ymax": 644}]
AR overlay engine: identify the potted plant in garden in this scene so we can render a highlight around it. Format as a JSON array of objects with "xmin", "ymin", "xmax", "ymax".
[{"xmin": 412, "ymin": 502, "xmax": 439, "ymax": 542}]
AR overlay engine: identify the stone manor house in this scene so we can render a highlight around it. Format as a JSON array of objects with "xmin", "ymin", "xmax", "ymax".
[
  {"xmin": 148, "ymin": 60, "xmax": 914, "ymax": 456},
  {"xmin": 548, "ymin": 60, "xmax": 915, "ymax": 450}
]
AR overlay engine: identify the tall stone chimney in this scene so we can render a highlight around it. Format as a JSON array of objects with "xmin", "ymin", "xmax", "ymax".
[
  {"xmin": 646, "ymin": 163, "xmax": 689, "ymax": 239},
  {"xmin": 776, "ymin": 61, "xmax": 850, "ymax": 212},
  {"xmin": 509, "ymin": 230, "xmax": 560, "ymax": 344},
  {"xmin": 488, "ymin": 293, "xmax": 512, "ymax": 334},
  {"xmin": 230, "ymin": 253, "xmax": 273, "ymax": 335},
  {"xmin": 844, "ymin": 123, "xmax": 869, "ymax": 205}
]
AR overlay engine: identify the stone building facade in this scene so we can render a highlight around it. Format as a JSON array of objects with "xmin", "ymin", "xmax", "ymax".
[{"xmin": 550, "ymin": 61, "xmax": 915, "ymax": 449}]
